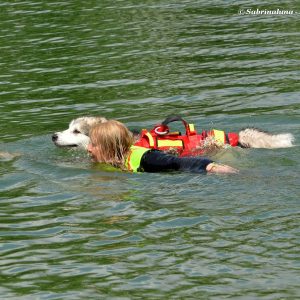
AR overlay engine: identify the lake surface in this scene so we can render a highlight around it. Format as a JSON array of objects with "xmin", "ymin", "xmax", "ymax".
[{"xmin": 0, "ymin": 1, "xmax": 299, "ymax": 299}]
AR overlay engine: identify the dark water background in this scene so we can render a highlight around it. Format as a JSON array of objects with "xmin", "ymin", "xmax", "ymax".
[{"xmin": 1, "ymin": 1, "xmax": 299, "ymax": 299}]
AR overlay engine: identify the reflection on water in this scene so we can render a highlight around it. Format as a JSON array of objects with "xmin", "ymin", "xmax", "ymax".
[{"xmin": 0, "ymin": 0, "xmax": 299, "ymax": 299}]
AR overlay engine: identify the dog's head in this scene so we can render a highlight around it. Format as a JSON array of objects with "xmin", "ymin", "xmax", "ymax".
[{"xmin": 52, "ymin": 116, "xmax": 107, "ymax": 149}]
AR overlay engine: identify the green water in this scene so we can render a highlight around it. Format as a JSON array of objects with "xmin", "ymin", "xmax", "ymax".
[{"xmin": 1, "ymin": 1, "xmax": 299, "ymax": 299}]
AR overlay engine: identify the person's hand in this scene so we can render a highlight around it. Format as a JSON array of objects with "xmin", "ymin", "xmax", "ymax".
[{"xmin": 206, "ymin": 162, "xmax": 239, "ymax": 174}]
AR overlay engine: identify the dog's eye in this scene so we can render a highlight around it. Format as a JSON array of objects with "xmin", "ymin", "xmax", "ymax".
[{"xmin": 73, "ymin": 129, "xmax": 81, "ymax": 134}]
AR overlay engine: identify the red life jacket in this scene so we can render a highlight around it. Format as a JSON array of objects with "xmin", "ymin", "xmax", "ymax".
[{"xmin": 134, "ymin": 116, "xmax": 239, "ymax": 157}]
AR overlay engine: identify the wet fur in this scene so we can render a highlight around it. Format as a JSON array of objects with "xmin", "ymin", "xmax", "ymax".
[
  {"xmin": 238, "ymin": 127, "xmax": 294, "ymax": 148},
  {"xmin": 52, "ymin": 116, "xmax": 107, "ymax": 149}
]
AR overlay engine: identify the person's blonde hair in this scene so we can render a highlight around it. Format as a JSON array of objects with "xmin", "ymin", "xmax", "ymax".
[{"xmin": 89, "ymin": 120, "xmax": 134, "ymax": 168}]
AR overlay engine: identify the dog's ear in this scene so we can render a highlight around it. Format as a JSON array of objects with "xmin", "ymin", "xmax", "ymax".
[
  {"xmin": 80, "ymin": 123, "xmax": 91, "ymax": 135},
  {"xmin": 85, "ymin": 116, "xmax": 107, "ymax": 125},
  {"xmin": 96, "ymin": 117, "xmax": 107, "ymax": 123}
]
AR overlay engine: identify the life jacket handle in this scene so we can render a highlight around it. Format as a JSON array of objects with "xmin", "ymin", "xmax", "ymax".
[
  {"xmin": 159, "ymin": 115, "xmax": 195, "ymax": 136},
  {"xmin": 161, "ymin": 115, "xmax": 186, "ymax": 126}
]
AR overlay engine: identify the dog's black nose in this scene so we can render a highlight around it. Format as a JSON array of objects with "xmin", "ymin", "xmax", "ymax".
[{"xmin": 52, "ymin": 134, "xmax": 58, "ymax": 142}]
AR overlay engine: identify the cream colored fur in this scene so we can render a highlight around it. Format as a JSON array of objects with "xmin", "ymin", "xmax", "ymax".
[
  {"xmin": 238, "ymin": 128, "xmax": 294, "ymax": 148},
  {"xmin": 52, "ymin": 116, "xmax": 107, "ymax": 149}
]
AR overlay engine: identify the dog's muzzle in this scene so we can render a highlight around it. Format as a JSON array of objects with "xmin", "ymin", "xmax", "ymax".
[
  {"xmin": 52, "ymin": 133, "xmax": 58, "ymax": 142},
  {"xmin": 52, "ymin": 133, "xmax": 78, "ymax": 147}
]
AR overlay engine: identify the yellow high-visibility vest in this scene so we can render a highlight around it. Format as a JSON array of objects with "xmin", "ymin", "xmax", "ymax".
[{"xmin": 125, "ymin": 146, "xmax": 150, "ymax": 172}]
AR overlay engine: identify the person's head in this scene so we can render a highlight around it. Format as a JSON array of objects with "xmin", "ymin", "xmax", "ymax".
[{"xmin": 87, "ymin": 120, "xmax": 133, "ymax": 167}]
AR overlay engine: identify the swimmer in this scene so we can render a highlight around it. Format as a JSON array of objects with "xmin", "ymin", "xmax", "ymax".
[{"xmin": 87, "ymin": 120, "xmax": 238, "ymax": 174}]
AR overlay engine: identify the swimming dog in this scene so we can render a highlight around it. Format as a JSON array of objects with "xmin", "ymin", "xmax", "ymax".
[
  {"xmin": 52, "ymin": 116, "xmax": 294, "ymax": 151},
  {"xmin": 52, "ymin": 116, "xmax": 107, "ymax": 149}
]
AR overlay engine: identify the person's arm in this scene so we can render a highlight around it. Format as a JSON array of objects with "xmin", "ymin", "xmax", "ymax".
[
  {"xmin": 206, "ymin": 162, "xmax": 238, "ymax": 174},
  {"xmin": 140, "ymin": 150, "xmax": 238, "ymax": 174}
]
